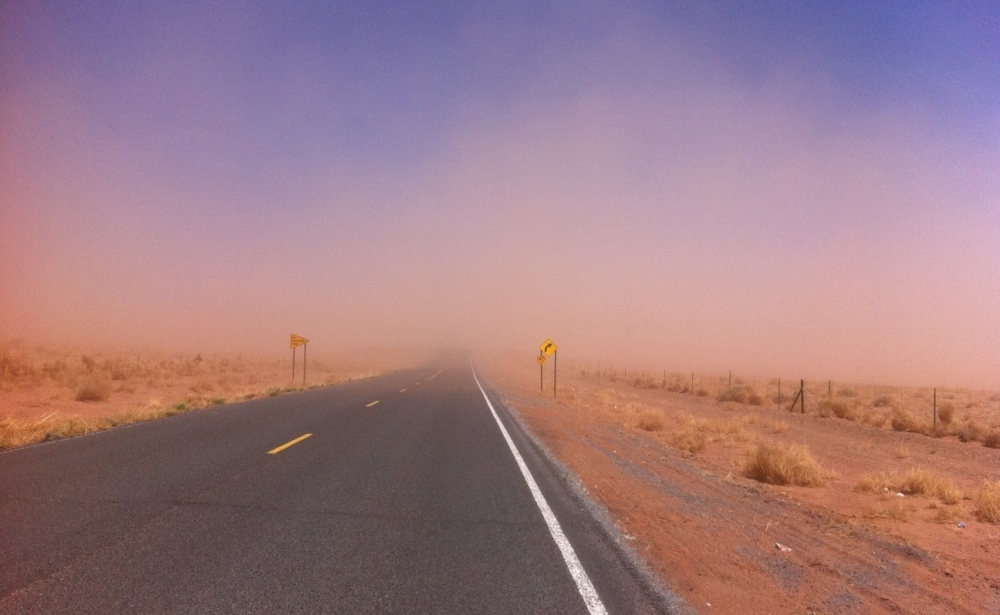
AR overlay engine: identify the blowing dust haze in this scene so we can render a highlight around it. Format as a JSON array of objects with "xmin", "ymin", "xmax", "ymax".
[{"xmin": 1, "ymin": 1, "xmax": 998, "ymax": 388}]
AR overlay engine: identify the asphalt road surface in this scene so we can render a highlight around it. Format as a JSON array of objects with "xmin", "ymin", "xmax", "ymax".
[{"xmin": 1, "ymin": 365, "xmax": 679, "ymax": 614}]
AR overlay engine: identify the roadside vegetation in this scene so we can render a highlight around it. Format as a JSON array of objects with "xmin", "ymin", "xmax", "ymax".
[{"xmin": 0, "ymin": 343, "xmax": 398, "ymax": 450}]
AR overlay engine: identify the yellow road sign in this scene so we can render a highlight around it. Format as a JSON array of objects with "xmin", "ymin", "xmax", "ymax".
[
  {"xmin": 290, "ymin": 334, "xmax": 308, "ymax": 349},
  {"xmin": 537, "ymin": 355, "xmax": 546, "ymax": 364},
  {"xmin": 540, "ymin": 339, "xmax": 557, "ymax": 356}
]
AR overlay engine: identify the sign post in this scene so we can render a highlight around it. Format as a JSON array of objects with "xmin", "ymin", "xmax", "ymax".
[
  {"xmin": 290, "ymin": 334, "xmax": 308, "ymax": 386},
  {"xmin": 539, "ymin": 339, "xmax": 558, "ymax": 399},
  {"xmin": 537, "ymin": 353, "xmax": 545, "ymax": 393}
]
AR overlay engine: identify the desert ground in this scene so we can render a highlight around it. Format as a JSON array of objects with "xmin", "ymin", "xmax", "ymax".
[
  {"xmin": 0, "ymin": 342, "xmax": 418, "ymax": 449},
  {"xmin": 480, "ymin": 354, "xmax": 1000, "ymax": 614},
  {"xmin": 4, "ymin": 344, "xmax": 1000, "ymax": 613}
]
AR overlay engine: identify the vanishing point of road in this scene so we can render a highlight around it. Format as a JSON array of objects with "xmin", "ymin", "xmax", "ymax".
[{"xmin": 1, "ymin": 365, "xmax": 679, "ymax": 614}]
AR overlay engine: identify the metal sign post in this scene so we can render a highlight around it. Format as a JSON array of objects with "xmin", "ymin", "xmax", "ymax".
[
  {"xmin": 538, "ymin": 353, "xmax": 545, "ymax": 393},
  {"xmin": 539, "ymin": 339, "xmax": 558, "ymax": 399},
  {"xmin": 290, "ymin": 334, "xmax": 309, "ymax": 385}
]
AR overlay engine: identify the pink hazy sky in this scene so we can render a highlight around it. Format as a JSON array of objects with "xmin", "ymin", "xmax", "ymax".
[{"xmin": 1, "ymin": 2, "xmax": 998, "ymax": 388}]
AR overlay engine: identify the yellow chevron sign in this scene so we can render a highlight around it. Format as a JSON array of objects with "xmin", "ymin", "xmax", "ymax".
[
  {"xmin": 290, "ymin": 334, "xmax": 308, "ymax": 349},
  {"xmin": 540, "ymin": 339, "xmax": 557, "ymax": 356}
]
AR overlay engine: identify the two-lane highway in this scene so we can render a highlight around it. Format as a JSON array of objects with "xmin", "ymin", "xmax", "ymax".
[{"xmin": 0, "ymin": 365, "xmax": 680, "ymax": 614}]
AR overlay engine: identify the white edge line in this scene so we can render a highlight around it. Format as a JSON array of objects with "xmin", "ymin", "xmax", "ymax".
[{"xmin": 471, "ymin": 365, "xmax": 608, "ymax": 615}]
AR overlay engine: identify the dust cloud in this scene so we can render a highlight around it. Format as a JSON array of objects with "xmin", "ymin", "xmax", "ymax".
[{"xmin": 1, "ymin": 3, "xmax": 997, "ymax": 389}]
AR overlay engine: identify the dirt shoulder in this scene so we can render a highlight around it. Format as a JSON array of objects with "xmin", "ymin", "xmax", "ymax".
[{"xmin": 483, "ymin": 359, "xmax": 1000, "ymax": 615}]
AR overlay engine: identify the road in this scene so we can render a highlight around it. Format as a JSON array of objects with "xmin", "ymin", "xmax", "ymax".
[{"xmin": 0, "ymin": 365, "xmax": 678, "ymax": 614}]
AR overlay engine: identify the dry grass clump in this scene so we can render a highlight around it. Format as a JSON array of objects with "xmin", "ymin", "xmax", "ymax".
[
  {"xmin": 744, "ymin": 442, "xmax": 828, "ymax": 487},
  {"xmin": 855, "ymin": 468, "xmax": 962, "ymax": 505},
  {"xmin": 670, "ymin": 429, "xmax": 708, "ymax": 455},
  {"xmin": 836, "ymin": 387, "xmax": 858, "ymax": 397},
  {"xmin": 873, "ymin": 395, "xmax": 896, "ymax": 408},
  {"xmin": 75, "ymin": 380, "xmax": 110, "ymax": 402},
  {"xmin": 890, "ymin": 409, "xmax": 929, "ymax": 435},
  {"xmin": 894, "ymin": 446, "xmax": 910, "ymax": 459},
  {"xmin": 936, "ymin": 402, "xmax": 954, "ymax": 425},
  {"xmin": 695, "ymin": 388, "xmax": 708, "ymax": 397},
  {"xmin": 975, "ymin": 480, "xmax": 1000, "ymax": 523},
  {"xmin": 634, "ymin": 408, "xmax": 665, "ymax": 432},
  {"xmin": 717, "ymin": 386, "xmax": 763, "ymax": 406},
  {"xmin": 957, "ymin": 420, "xmax": 986, "ymax": 443},
  {"xmin": 762, "ymin": 419, "xmax": 789, "ymax": 434},
  {"xmin": 867, "ymin": 501, "xmax": 912, "ymax": 522},
  {"xmin": 664, "ymin": 413, "xmax": 754, "ymax": 456},
  {"xmin": 817, "ymin": 398, "xmax": 857, "ymax": 420},
  {"xmin": 983, "ymin": 430, "xmax": 1000, "ymax": 449}
]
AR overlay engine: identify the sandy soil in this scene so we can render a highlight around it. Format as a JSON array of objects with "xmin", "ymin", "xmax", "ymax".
[{"xmin": 482, "ymin": 356, "xmax": 1000, "ymax": 615}]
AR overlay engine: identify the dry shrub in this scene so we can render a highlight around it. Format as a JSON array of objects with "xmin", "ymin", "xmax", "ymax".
[
  {"xmin": 958, "ymin": 420, "xmax": 986, "ymax": 443},
  {"xmin": 670, "ymin": 429, "xmax": 707, "ymax": 455},
  {"xmin": 856, "ymin": 468, "xmax": 962, "ymax": 504},
  {"xmin": 937, "ymin": 402, "xmax": 954, "ymax": 425},
  {"xmin": 873, "ymin": 395, "xmax": 896, "ymax": 408},
  {"xmin": 933, "ymin": 506, "xmax": 965, "ymax": 524},
  {"xmin": 75, "ymin": 380, "xmax": 110, "ymax": 402},
  {"xmin": 975, "ymin": 480, "xmax": 1000, "ymax": 523},
  {"xmin": 836, "ymin": 387, "xmax": 858, "ymax": 397},
  {"xmin": 744, "ymin": 442, "xmax": 827, "ymax": 487},
  {"xmin": 695, "ymin": 388, "xmax": 708, "ymax": 397},
  {"xmin": 983, "ymin": 430, "xmax": 1000, "ymax": 449},
  {"xmin": 635, "ymin": 409, "xmax": 665, "ymax": 432},
  {"xmin": 890, "ymin": 409, "xmax": 928, "ymax": 435},
  {"xmin": 867, "ymin": 501, "xmax": 912, "ymax": 522},
  {"xmin": 818, "ymin": 399, "xmax": 856, "ymax": 420},
  {"xmin": 860, "ymin": 409, "xmax": 888, "ymax": 428},
  {"xmin": 717, "ymin": 386, "xmax": 763, "ymax": 406},
  {"xmin": 894, "ymin": 446, "xmax": 910, "ymax": 459}
]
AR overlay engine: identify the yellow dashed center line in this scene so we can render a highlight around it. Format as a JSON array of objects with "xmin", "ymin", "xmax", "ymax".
[
  {"xmin": 366, "ymin": 400, "xmax": 380, "ymax": 407},
  {"xmin": 428, "ymin": 369, "xmax": 445, "ymax": 380},
  {"xmin": 399, "ymin": 388, "xmax": 407, "ymax": 392},
  {"xmin": 268, "ymin": 433, "xmax": 312, "ymax": 455}
]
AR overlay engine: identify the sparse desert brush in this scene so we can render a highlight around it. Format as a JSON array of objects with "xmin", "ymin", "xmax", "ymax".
[
  {"xmin": 867, "ymin": 501, "xmax": 912, "ymax": 522},
  {"xmin": 856, "ymin": 468, "xmax": 962, "ymax": 504},
  {"xmin": 890, "ymin": 409, "xmax": 929, "ymax": 435},
  {"xmin": 957, "ymin": 420, "xmax": 986, "ymax": 443},
  {"xmin": 836, "ymin": 387, "xmax": 858, "ymax": 398},
  {"xmin": 975, "ymin": 480, "xmax": 1000, "ymax": 523},
  {"xmin": 695, "ymin": 388, "xmax": 708, "ymax": 397},
  {"xmin": 873, "ymin": 395, "xmax": 896, "ymax": 408},
  {"xmin": 762, "ymin": 419, "xmax": 789, "ymax": 434},
  {"xmin": 895, "ymin": 446, "xmax": 910, "ymax": 459},
  {"xmin": 860, "ymin": 409, "xmax": 888, "ymax": 428},
  {"xmin": 937, "ymin": 402, "xmax": 954, "ymax": 425},
  {"xmin": 983, "ymin": 430, "xmax": 1000, "ymax": 449},
  {"xmin": 817, "ymin": 399, "xmax": 857, "ymax": 420},
  {"xmin": 75, "ymin": 380, "xmax": 110, "ymax": 402},
  {"xmin": 209, "ymin": 397, "xmax": 226, "ymax": 406},
  {"xmin": 670, "ymin": 429, "xmax": 708, "ymax": 455},
  {"xmin": 744, "ymin": 442, "xmax": 827, "ymax": 487},
  {"xmin": 190, "ymin": 380, "xmax": 214, "ymax": 394},
  {"xmin": 717, "ymin": 386, "xmax": 763, "ymax": 406},
  {"xmin": 634, "ymin": 409, "xmax": 664, "ymax": 431}
]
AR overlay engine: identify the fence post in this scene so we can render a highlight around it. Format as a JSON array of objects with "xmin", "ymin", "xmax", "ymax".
[
  {"xmin": 933, "ymin": 388, "xmax": 937, "ymax": 430},
  {"xmin": 800, "ymin": 379, "xmax": 805, "ymax": 413}
]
